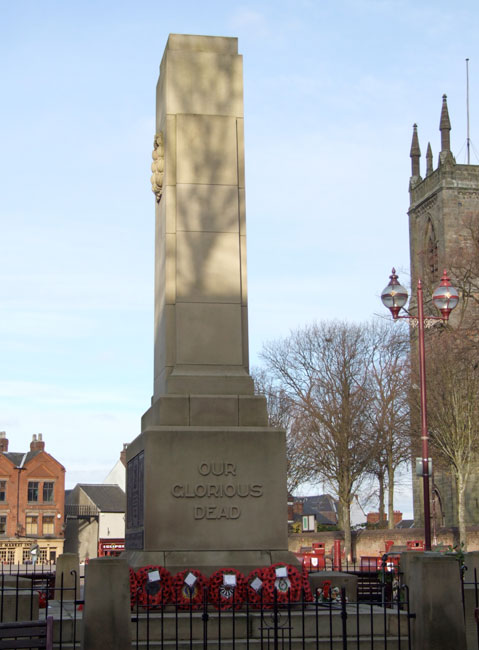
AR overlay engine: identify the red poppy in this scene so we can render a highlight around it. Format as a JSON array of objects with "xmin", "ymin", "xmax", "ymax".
[
  {"xmin": 172, "ymin": 569, "xmax": 208, "ymax": 610},
  {"xmin": 208, "ymin": 568, "xmax": 247, "ymax": 610},
  {"xmin": 246, "ymin": 567, "xmax": 271, "ymax": 609},
  {"xmin": 129, "ymin": 568, "xmax": 139, "ymax": 609},
  {"xmin": 263, "ymin": 563, "xmax": 303, "ymax": 604},
  {"xmin": 37, "ymin": 591, "xmax": 47, "ymax": 609},
  {"xmin": 135, "ymin": 565, "xmax": 173, "ymax": 608},
  {"xmin": 301, "ymin": 565, "xmax": 313, "ymax": 602}
]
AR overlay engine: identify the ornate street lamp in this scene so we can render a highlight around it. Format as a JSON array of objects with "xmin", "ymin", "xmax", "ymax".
[{"xmin": 381, "ymin": 269, "xmax": 459, "ymax": 550}]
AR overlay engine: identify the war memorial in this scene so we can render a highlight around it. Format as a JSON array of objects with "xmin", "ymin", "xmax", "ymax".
[{"xmin": 123, "ymin": 33, "xmax": 296, "ymax": 575}]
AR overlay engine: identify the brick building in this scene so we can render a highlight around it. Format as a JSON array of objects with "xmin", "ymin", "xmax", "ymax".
[
  {"xmin": 366, "ymin": 511, "xmax": 403, "ymax": 526},
  {"xmin": 408, "ymin": 95, "xmax": 479, "ymax": 529},
  {"xmin": 0, "ymin": 432, "xmax": 65, "ymax": 564}
]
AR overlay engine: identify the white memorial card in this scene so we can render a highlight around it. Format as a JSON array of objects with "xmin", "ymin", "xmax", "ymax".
[
  {"xmin": 185, "ymin": 572, "xmax": 197, "ymax": 587},
  {"xmin": 251, "ymin": 577, "xmax": 263, "ymax": 592},
  {"xmin": 148, "ymin": 570, "xmax": 161, "ymax": 582},
  {"xmin": 275, "ymin": 567, "xmax": 288, "ymax": 578},
  {"xmin": 223, "ymin": 574, "xmax": 237, "ymax": 587}
]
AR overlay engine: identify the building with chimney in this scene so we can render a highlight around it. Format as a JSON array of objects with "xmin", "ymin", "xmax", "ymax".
[
  {"xmin": 64, "ymin": 484, "xmax": 125, "ymax": 562},
  {"xmin": 0, "ymin": 432, "xmax": 65, "ymax": 564},
  {"xmin": 408, "ymin": 95, "xmax": 479, "ymax": 529}
]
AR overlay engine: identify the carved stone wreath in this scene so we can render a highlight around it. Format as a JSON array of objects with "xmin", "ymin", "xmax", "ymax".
[{"xmin": 151, "ymin": 132, "xmax": 164, "ymax": 202}]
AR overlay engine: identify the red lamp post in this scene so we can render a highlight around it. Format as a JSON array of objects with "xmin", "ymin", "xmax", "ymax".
[{"xmin": 381, "ymin": 269, "xmax": 459, "ymax": 551}]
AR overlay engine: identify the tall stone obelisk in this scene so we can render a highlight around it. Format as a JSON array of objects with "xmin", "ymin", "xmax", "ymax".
[{"xmin": 125, "ymin": 34, "xmax": 295, "ymax": 574}]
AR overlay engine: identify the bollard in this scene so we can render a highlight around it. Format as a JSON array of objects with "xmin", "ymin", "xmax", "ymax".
[
  {"xmin": 55, "ymin": 553, "xmax": 80, "ymax": 601},
  {"xmin": 81, "ymin": 557, "xmax": 131, "ymax": 650}
]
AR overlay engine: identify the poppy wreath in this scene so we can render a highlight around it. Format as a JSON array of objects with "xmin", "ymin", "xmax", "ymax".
[
  {"xmin": 129, "ymin": 568, "xmax": 140, "ymax": 610},
  {"xmin": 301, "ymin": 565, "xmax": 313, "ymax": 602},
  {"xmin": 263, "ymin": 563, "xmax": 303, "ymax": 604},
  {"xmin": 37, "ymin": 591, "xmax": 47, "ymax": 609},
  {"xmin": 173, "ymin": 569, "xmax": 208, "ymax": 610},
  {"xmin": 316, "ymin": 579, "xmax": 332, "ymax": 602},
  {"xmin": 246, "ymin": 567, "xmax": 271, "ymax": 609},
  {"xmin": 136, "ymin": 565, "xmax": 173, "ymax": 608},
  {"xmin": 208, "ymin": 568, "xmax": 247, "ymax": 610}
]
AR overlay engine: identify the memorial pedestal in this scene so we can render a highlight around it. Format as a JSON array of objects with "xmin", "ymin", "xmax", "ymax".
[{"xmin": 124, "ymin": 418, "xmax": 297, "ymax": 575}]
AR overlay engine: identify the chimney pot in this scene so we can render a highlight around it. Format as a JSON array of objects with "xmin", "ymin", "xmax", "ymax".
[{"xmin": 30, "ymin": 435, "xmax": 45, "ymax": 452}]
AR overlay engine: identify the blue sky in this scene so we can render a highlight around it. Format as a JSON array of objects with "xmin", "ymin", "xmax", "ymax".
[{"xmin": 1, "ymin": 2, "xmax": 478, "ymax": 515}]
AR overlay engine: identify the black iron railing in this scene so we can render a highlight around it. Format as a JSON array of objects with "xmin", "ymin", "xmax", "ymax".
[{"xmin": 131, "ymin": 584, "xmax": 413, "ymax": 650}]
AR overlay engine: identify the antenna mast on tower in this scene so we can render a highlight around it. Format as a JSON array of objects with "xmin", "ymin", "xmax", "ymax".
[{"xmin": 466, "ymin": 58, "xmax": 470, "ymax": 165}]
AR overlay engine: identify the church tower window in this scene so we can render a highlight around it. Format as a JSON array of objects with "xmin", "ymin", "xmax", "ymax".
[{"xmin": 426, "ymin": 219, "xmax": 438, "ymax": 282}]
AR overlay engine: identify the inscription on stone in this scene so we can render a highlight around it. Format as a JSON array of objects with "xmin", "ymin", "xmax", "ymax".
[
  {"xmin": 171, "ymin": 461, "xmax": 263, "ymax": 520},
  {"xmin": 125, "ymin": 530, "xmax": 144, "ymax": 551},
  {"xmin": 127, "ymin": 451, "xmax": 144, "ymax": 529}
]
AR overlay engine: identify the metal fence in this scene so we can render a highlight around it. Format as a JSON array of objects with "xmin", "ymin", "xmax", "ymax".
[
  {"xmin": 0, "ymin": 566, "xmax": 84, "ymax": 649},
  {"xmin": 131, "ymin": 585, "xmax": 413, "ymax": 650}
]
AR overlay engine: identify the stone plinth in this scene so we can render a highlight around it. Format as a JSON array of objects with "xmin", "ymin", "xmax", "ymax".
[
  {"xmin": 55, "ymin": 552, "xmax": 80, "ymax": 600},
  {"xmin": 81, "ymin": 558, "xmax": 131, "ymax": 650},
  {"xmin": 400, "ymin": 551, "xmax": 465, "ymax": 650},
  {"xmin": 125, "ymin": 425, "xmax": 293, "ymax": 574},
  {"xmin": 308, "ymin": 571, "xmax": 358, "ymax": 601},
  {"xmin": 0, "ymin": 577, "xmax": 39, "ymax": 621}
]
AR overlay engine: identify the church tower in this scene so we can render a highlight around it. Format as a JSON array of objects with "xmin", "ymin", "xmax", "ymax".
[{"xmin": 408, "ymin": 95, "xmax": 479, "ymax": 530}]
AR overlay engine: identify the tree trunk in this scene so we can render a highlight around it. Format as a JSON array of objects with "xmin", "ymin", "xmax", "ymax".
[
  {"xmin": 378, "ymin": 471, "xmax": 385, "ymax": 527},
  {"xmin": 339, "ymin": 494, "xmax": 352, "ymax": 562},
  {"xmin": 387, "ymin": 455, "xmax": 395, "ymax": 529},
  {"xmin": 457, "ymin": 473, "xmax": 467, "ymax": 551}
]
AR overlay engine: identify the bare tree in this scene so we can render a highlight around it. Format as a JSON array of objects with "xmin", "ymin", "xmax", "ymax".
[
  {"xmin": 260, "ymin": 321, "xmax": 378, "ymax": 559},
  {"xmin": 424, "ymin": 331, "xmax": 479, "ymax": 549},
  {"xmin": 415, "ymin": 222, "xmax": 479, "ymax": 547},
  {"xmin": 368, "ymin": 322, "xmax": 411, "ymax": 529},
  {"xmin": 251, "ymin": 367, "xmax": 309, "ymax": 493}
]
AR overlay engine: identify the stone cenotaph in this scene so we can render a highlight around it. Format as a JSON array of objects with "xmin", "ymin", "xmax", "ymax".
[{"xmin": 124, "ymin": 34, "xmax": 295, "ymax": 574}]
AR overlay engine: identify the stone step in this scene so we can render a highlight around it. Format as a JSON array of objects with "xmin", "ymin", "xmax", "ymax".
[
  {"xmin": 57, "ymin": 638, "xmax": 407, "ymax": 650},
  {"xmin": 131, "ymin": 606, "xmax": 409, "ymax": 641},
  {"xmin": 128, "ymin": 638, "xmax": 407, "ymax": 650},
  {"xmin": 50, "ymin": 605, "xmax": 410, "ymax": 648}
]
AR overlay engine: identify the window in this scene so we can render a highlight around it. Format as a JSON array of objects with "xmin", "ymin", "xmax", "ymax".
[
  {"xmin": 25, "ymin": 515, "xmax": 38, "ymax": 535},
  {"xmin": 0, "ymin": 481, "xmax": 6, "ymax": 502},
  {"xmin": 22, "ymin": 548, "xmax": 30, "ymax": 563},
  {"xmin": 43, "ymin": 482, "xmax": 54, "ymax": 503},
  {"xmin": 7, "ymin": 550, "xmax": 14, "ymax": 563},
  {"xmin": 42, "ymin": 516, "xmax": 54, "ymax": 535},
  {"xmin": 39, "ymin": 548, "xmax": 48, "ymax": 564},
  {"xmin": 426, "ymin": 219, "xmax": 439, "ymax": 282},
  {"xmin": 0, "ymin": 516, "xmax": 6, "ymax": 536},
  {"xmin": 27, "ymin": 482, "xmax": 38, "ymax": 503},
  {"xmin": 0, "ymin": 550, "xmax": 6, "ymax": 562}
]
